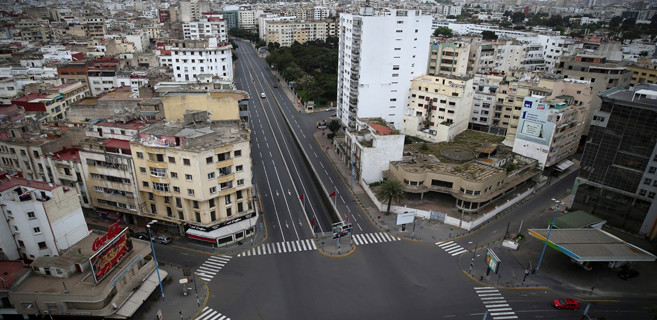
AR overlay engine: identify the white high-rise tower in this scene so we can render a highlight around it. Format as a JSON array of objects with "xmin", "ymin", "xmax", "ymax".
[{"xmin": 337, "ymin": 8, "xmax": 432, "ymax": 130}]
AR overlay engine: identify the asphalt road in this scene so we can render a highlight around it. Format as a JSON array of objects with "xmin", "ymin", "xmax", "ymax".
[{"xmin": 147, "ymin": 41, "xmax": 657, "ymax": 320}]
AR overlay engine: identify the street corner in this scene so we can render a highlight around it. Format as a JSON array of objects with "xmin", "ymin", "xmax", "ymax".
[
  {"xmin": 138, "ymin": 265, "xmax": 208, "ymax": 320},
  {"xmin": 314, "ymin": 235, "xmax": 357, "ymax": 258}
]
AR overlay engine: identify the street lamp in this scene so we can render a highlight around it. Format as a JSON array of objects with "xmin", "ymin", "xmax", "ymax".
[
  {"xmin": 146, "ymin": 220, "xmax": 165, "ymax": 301},
  {"xmin": 536, "ymin": 199, "xmax": 561, "ymax": 273}
]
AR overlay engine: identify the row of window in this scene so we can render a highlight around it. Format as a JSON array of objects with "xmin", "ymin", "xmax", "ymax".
[{"xmin": 143, "ymin": 179, "xmax": 245, "ymax": 196}]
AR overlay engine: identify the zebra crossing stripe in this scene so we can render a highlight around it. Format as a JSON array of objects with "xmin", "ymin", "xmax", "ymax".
[
  {"xmin": 382, "ymin": 233, "xmax": 393, "ymax": 241},
  {"xmin": 477, "ymin": 289, "xmax": 499, "ymax": 293},
  {"xmin": 200, "ymin": 311, "xmax": 218, "ymax": 320},
  {"xmin": 286, "ymin": 242, "xmax": 291, "ymax": 252},
  {"xmin": 490, "ymin": 312, "xmax": 516, "ymax": 316},
  {"xmin": 197, "ymin": 268, "xmax": 218, "ymax": 275},
  {"xmin": 480, "ymin": 296, "xmax": 504, "ymax": 300},
  {"xmin": 488, "ymin": 308, "xmax": 512, "ymax": 312},
  {"xmin": 210, "ymin": 255, "xmax": 231, "ymax": 262},
  {"xmin": 353, "ymin": 235, "xmax": 361, "ymax": 245},
  {"xmin": 300, "ymin": 240, "xmax": 307, "ymax": 251},
  {"xmin": 479, "ymin": 293, "xmax": 502, "ymax": 297},
  {"xmin": 204, "ymin": 260, "xmax": 225, "ymax": 268},
  {"xmin": 437, "ymin": 241, "xmax": 454, "ymax": 247},
  {"xmin": 491, "ymin": 316, "xmax": 517, "ymax": 319},
  {"xmin": 277, "ymin": 242, "xmax": 282, "ymax": 252},
  {"xmin": 486, "ymin": 304, "xmax": 510, "ymax": 308},
  {"xmin": 375, "ymin": 233, "xmax": 385, "ymax": 242},
  {"xmin": 310, "ymin": 239, "xmax": 317, "ymax": 249},
  {"xmin": 451, "ymin": 249, "xmax": 469, "ymax": 256},
  {"xmin": 217, "ymin": 316, "xmax": 227, "ymax": 320},
  {"xmin": 442, "ymin": 243, "xmax": 459, "ymax": 250},
  {"xmin": 474, "ymin": 286, "xmax": 493, "ymax": 289}
]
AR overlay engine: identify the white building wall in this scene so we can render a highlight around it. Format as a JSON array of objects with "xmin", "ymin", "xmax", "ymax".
[
  {"xmin": 50, "ymin": 207, "xmax": 90, "ymax": 251},
  {"xmin": 170, "ymin": 40, "xmax": 233, "ymax": 81},
  {"xmin": 0, "ymin": 213, "xmax": 19, "ymax": 260},
  {"xmin": 350, "ymin": 132, "xmax": 405, "ymax": 183},
  {"xmin": 338, "ymin": 10, "xmax": 432, "ymax": 130}
]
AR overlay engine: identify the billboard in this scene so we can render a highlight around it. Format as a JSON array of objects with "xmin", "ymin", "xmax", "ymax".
[
  {"xmin": 516, "ymin": 97, "xmax": 555, "ymax": 146},
  {"xmin": 485, "ymin": 248, "xmax": 501, "ymax": 274},
  {"xmin": 89, "ymin": 228, "xmax": 133, "ymax": 283}
]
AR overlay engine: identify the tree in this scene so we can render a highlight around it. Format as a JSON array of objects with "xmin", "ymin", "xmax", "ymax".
[
  {"xmin": 609, "ymin": 16, "xmax": 623, "ymax": 29},
  {"xmin": 481, "ymin": 30, "xmax": 498, "ymax": 40},
  {"xmin": 640, "ymin": 50, "xmax": 649, "ymax": 57},
  {"xmin": 328, "ymin": 120, "xmax": 341, "ymax": 133},
  {"xmin": 377, "ymin": 179, "xmax": 404, "ymax": 215},
  {"xmin": 511, "ymin": 12, "xmax": 525, "ymax": 23},
  {"xmin": 433, "ymin": 26, "xmax": 453, "ymax": 38}
]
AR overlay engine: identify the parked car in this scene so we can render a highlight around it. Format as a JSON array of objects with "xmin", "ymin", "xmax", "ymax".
[
  {"xmin": 617, "ymin": 268, "xmax": 639, "ymax": 280},
  {"xmin": 132, "ymin": 232, "xmax": 150, "ymax": 241},
  {"xmin": 153, "ymin": 235, "xmax": 172, "ymax": 244},
  {"xmin": 273, "ymin": 83, "xmax": 278, "ymax": 88},
  {"xmin": 552, "ymin": 299, "xmax": 579, "ymax": 310},
  {"xmin": 260, "ymin": 92, "xmax": 266, "ymax": 98},
  {"xmin": 325, "ymin": 107, "xmax": 334, "ymax": 111}
]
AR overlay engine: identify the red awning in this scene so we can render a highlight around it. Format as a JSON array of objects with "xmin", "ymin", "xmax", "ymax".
[{"xmin": 187, "ymin": 234, "xmax": 216, "ymax": 243}]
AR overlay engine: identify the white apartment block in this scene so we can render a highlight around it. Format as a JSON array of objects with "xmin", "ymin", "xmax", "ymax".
[
  {"xmin": 470, "ymin": 74, "xmax": 503, "ymax": 132},
  {"xmin": 314, "ymin": 6, "xmax": 329, "ymax": 20},
  {"xmin": 238, "ymin": 9, "xmax": 260, "ymax": 30},
  {"xmin": 337, "ymin": 8, "xmax": 432, "ymax": 130},
  {"xmin": 258, "ymin": 15, "xmax": 297, "ymax": 41},
  {"xmin": 0, "ymin": 176, "xmax": 89, "ymax": 261},
  {"xmin": 442, "ymin": 5, "xmax": 462, "ymax": 16},
  {"xmin": 125, "ymin": 31, "xmax": 150, "ymax": 53},
  {"xmin": 402, "ymin": 75, "xmax": 474, "ymax": 143},
  {"xmin": 264, "ymin": 21, "xmax": 328, "ymax": 46},
  {"xmin": 183, "ymin": 19, "xmax": 227, "ymax": 42},
  {"xmin": 170, "ymin": 38, "xmax": 233, "ymax": 82}
]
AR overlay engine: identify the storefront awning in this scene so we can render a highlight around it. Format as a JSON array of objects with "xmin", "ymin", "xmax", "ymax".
[
  {"xmin": 554, "ymin": 159, "xmax": 575, "ymax": 172},
  {"xmin": 113, "ymin": 268, "xmax": 168, "ymax": 318},
  {"xmin": 186, "ymin": 216, "xmax": 257, "ymax": 241}
]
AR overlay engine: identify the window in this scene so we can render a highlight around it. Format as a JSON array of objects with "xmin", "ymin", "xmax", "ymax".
[
  {"xmin": 33, "ymin": 227, "xmax": 41, "ymax": 234},
  {"xmin": 210, "ymin": 186, "xmax": 217, "ymax": 194},
  {"xmin": 225, "ymin": 195, "xmax": 232, "ymax": 205},
  {"xmin": 150, "ymin": 203, "xmax": 157, "ymax": 214},
  {"xmin": 211, "ymin": 210, "xmax": 216, "ymax": 221},
  {"xmin": 639, "ymin": 189, "xmax": 647, "ymax": 196},
  {"xmin": 237, "ymin": 179, "xmax": 245, "ymax": 186},
  {"xmin": 650, "ymin": 192, "xmax": 656, "ymax": 199},
  {"xmin": 644, "ymin": 178, "xmax": 652, "ymax": 185},
  {"xmin": 193, "ymin": 200, "xmax": 199, "ymax": 209},
  {"xmin": 166, "ymin": 206, "xmax": 173, "ymax": 217},
  {"xmin": 168, "ymin": 156, "xmax": 175, "ymax": 163},
  {"xmin": 140, "ymin": 167, "xmax": 146, "ymax": 173},
  {"xmin": 153, "ymin": 182, "xmax": 170, "ymax": 192},
  {"xmin": 208, "ymin": 172, "xmax": 215, "ymax": 179},
  {"xmin": 650, "ymin": 167, "xmax": 657, "ymax": 174},
  {"xmin": 234, "ymin": 150, "xmax": 242, "ymax": 157},
  {"xmin": 186, "ymin": 174, "xmax": 193, "ymax": 181},
  {"xmin": 195, "ymin": 211, "xmax": 201, "ymax": 222},
  {"xmin": 209, "ymin": 199, "xmax": 215, "ymax": 207},
  {"xmin": 238, "ymin": 202, "xmax": 244, "ymax": 212},
  {"xmin": 150, "ymin": 167, "xmax": 167, "ymax": 177},
  {"xmin": 237, "ymin": 190, "xmax": 243, "ymax": 199},
  {"xmin": 142, "ymin": 181, "xmax": 149, "ymax": 188},
  {"xmin": 236, "ymin": 165, "xmax": 243, "ymax": 172},
  {"xmin": 171, "ymin": 172, "xmax": 178, "ymax": 179},
  {"xmin": 27, "ymin": 211, "xmax": 36, "ymax": 219},
  {"xmin": 226, "ymin": 208, "xmax": 232, "ymax": 217},
  {"xmin": 188, "ymin": 189, "xmax": 195, "ymax": 196},
  {"xmin": 136, "ymin": 152, "xmax": 143, "ymax": 159},
  {"xmin": 148, "ymin": 192, "xmax": 154, "ymax": 200},
  {"xmin": 183, "ymin": 158, "xmax": 191, "ymax": 166},
  {"xmin": 38, "ymin": 241, "xmax": 47, "ymax": 249},
  {"xmin": 173, "ymin": 186, "xmax": 180, "ymax": 193}
]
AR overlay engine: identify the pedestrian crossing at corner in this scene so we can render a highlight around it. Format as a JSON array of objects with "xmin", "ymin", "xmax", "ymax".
[
  {"xmin": 474, "ymin": 287, "xmax": 518, "ymax": 320},
  {"xmin": 237, "ymin": 239, "xmax": 317, "ymax": 257},
  {"xmin": 195, "ymin": 255, "xmax": 232, "ymax": 282},
  {"xmin": 352, "ymin": 232, "xmax": 400, "ymax": 245},
  {"xmin": 435, "ymin": 240, "xmax": 469, "ymax": 256},
  {"xmin": 197, "ymin": 306, "xmax": 231, "ymax": 320}
]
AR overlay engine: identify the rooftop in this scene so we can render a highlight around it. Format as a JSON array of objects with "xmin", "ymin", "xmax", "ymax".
[
  {"xmin": 600, "ymin": 84, "xmax": 657, "ymax": 109},
  {"xmin": 136, "ymin": 119, "xmax": 249, "ymax": 150},
  {"xmin": 51, "ymin": 146, "xmax": 80, "ymax": 162},
  {"xmin": 0, "ymin": 261, "xmax": 29, "ymax": 290},
  {"xmin": 0, "ymin": 175, "xmax": 59, "ymax": 193}
]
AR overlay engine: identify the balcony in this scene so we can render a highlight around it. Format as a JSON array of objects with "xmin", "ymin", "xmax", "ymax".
[
  {"xmin": 216, "ymin": 158, "xmax": 233, "ymax": 168},
  {"xmin": 218, "ymin": 172, "xmax": 235, "ymax": 184},
  {"xmin": 147, "ymin": 160, "xmax": 167, "ymax": 169}
]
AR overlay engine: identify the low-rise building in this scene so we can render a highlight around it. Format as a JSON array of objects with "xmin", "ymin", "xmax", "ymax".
[
  {"xmin": 402, "ymin": 74, "xmax": 474, "ymax": 143},
  {"xmin": 629, "ymin": 62, "xmax": 657, "ymax": 86},
  {"xmin": 0, "ymin": 175, "xmax": 89, "ymax": 261},
  {"xmin": 388, "ymin": 130, "xmax": 540, "ymax": 213}
]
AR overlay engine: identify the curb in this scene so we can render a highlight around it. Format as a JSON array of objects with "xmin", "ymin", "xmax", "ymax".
[
  {"xmin": 192, "ymin": 278, "xmax": 211, "ymax": 319},
  {"xmin": 314, "ymin": 237, "xmax": 357, "ymax": 257},
  {"xmin": 461, "ymin": 270, "xmax": 549, "ymax": 291}
]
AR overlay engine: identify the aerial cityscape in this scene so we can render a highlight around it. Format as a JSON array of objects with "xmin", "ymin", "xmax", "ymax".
[{"xmin": 0, "ymin": 0, "xmax": 656, "ymax": 319}]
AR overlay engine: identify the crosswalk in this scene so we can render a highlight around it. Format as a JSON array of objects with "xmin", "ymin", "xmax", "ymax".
[
  {"xmin": 352, "ymin": 232, "xmax": 400, "ymax": 245},
  {"xmin": 197, "ymin": 307, "xmax": 230, "ymax": 320},
  {"xmin": 435, "ymin": 240, "xmax": 469, "ymax": 256},
  {"xmin": 474, "ymin": 287, "xmax": 518, "ymax": 319},
  {"xmin": 195, "ymin": 255, "xmax": 232, "ymax": 282},
  {"xmin": 237, "ymin": 239, "xmax": 317, "ymax": 257}
]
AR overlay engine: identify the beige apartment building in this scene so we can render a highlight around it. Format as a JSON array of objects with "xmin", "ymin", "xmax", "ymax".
[
  {"xmin": 427, "ymin": 40, "xmax": 470, "ymax": 77},
  {"xmin": 402, "ymin": 74, "xmax": 474, "ymax": 143},
  {"xmin": 264, "ymin": 20, "xmax": 328, "ymax": 47},
  {"xmin": 131, "ymin": 111, "xmax": 254, "ymax": 246}
]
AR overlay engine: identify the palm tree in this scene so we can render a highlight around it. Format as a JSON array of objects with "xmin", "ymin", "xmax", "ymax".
[{"xmin": 376, "ymin": 178, "xmax": 404, "ymax": 215}]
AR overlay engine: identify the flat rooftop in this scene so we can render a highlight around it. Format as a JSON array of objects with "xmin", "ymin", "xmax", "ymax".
[
  {"xmin": 600, "ymin": 84, "xmax": 657, "ymax": 109},
  {"xmin": 137, "ymin": 120, "xmax": 249, "ymax": 150},
  {"xmin": 0, "ymin": 261, "xmax": 30, "ymax": 290},
  {"xmin": 528, "ymin": 228, "xmax": 657, "ymax": 262}
]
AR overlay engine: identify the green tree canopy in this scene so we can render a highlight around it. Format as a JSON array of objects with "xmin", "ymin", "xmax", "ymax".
[
  {"xmin": 433, "ymin": 26, "xmax": 453, "ymax": 38},
  {"xmin": 609, "ymin": 16, "xmax": 623, "ymax": 29},
  {"xmin": 376, "ymin": 179, "xmax": 405, "ymax": 214},
  {"xmin": 481, "ymin": 30, "xmax": 498, "ymax": 40}
]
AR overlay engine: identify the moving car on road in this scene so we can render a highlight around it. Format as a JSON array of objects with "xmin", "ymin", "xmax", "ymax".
[
  {"xmin": 261, "ymin": 92, "xmax": 266, "ymax": 98},
  {"xmin": 153, "ymin": 235, "xmax": 172, "ymax": 244},
  {"xmin": 132, "ymin": 232, "xmax": 150, "ymax": 241},
  {"xmin": 552, "ymin": 299, "xmax": 579, "ymax": 310}
]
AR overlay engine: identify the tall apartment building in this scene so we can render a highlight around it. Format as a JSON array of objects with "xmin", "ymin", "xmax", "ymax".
[
  {"xmin": 0, "ymin": 175, "xmax": 89, "ymax": 261},
  {"xmin": 87, "ymin": 57, "xmax": 122, "ymax": 97},
  {"xmin": 557, "ymin": 54, "xmax": 632, "ymax": 134},
  {"xmin": 57, "ymin": 61, "xmax": 89, "ymax": 85},
  {"xmin": 83, "ymin": 17, "xmax": 106, "ymax": 39},
  {"xmin": 258, "ymin": 16, "xmax": 297, "ymax": 41},
  {"xmin": 238, "ymin": 9, "xmax": 260, "ymax": 30},
  {"xmin": 183, "ymin": 18, "xmax": 227, "ymax": 42},
  {"xmin": 314, "ymin": 6, "xmax": 329, "ymax": 20},
  {"xmin": 131, "ymin": 113, "xmax": 254, "ymax": 245},
  {"xmin": 337, "ymin": 8, "xmax": 432, "ymax": 130},
  {"xmin": 512, "ymin": 95, "xmax": 588, "ymax": 170},
  {"xmin": 217, "ymin": 10, "xmax": 238, "ymax": 29},
  {"xmin": 402, "ymin": 74, "xmax": 474, "ymax": 143},
  {"xmin": 264, "ymin": 20, "xmax": 328, "ymax": 46},
  {"xmin": 427, "ymin": 40, "xmax": 470, "ymax": 77},
  {"xmin": 469, "ymin": 74, "xmax": 503, "ymax": 133},
  {"xmin": 180, "ymin": 0, "xmax": 209, "ymax": 22},
  {"xmin": 571, "ymin": 85, "xmax": 657, "ymax": 239},
  {"xmin": 169, "ymin": 38, "xmax": 233, "ymax": 82}
]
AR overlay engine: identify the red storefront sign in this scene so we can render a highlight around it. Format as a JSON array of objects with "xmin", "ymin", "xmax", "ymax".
[
  {"xmin": 89, "ymin": 228, "xmax": 133, "ymax": 283},
  {"xmin": 92, "ymin": 220, "xmax": 122, "ymax": 251}
]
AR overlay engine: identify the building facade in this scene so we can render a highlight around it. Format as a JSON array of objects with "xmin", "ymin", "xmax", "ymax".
[
  {"xmin": 169, "ymin": 38, "xmax": 233, "ymax": 82},
  {"xmin": 427, "ymin": 40, "xmax": 470, "ymax": 77},
  {"xmin": 571, "ymin": 85, "xmax": 657, "ymax": 239},
  {"xmin": 264, "ymin": 20, "xmax": 328, "ymax": 47},
  {"xmin": 337, "ymin": 8, "xmax": 432, "ymax": 130},
  {"xmin": 183, "ymin": 18, "xmax": 227, "ymax": 42}
]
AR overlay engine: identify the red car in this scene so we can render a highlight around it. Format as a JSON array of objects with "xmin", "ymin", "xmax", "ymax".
[{"xmin": 552, "ymin": 299, "xmax": 579, "ymax": 310}]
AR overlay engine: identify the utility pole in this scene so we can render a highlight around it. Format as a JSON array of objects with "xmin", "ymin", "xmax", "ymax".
[{"xmin": 536, "ymin": 199, "xmax": 561, "ymax": 273}]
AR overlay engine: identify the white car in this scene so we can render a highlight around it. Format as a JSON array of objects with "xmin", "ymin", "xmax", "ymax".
[
  {"xmin": 326, "ymin": 107, "xmax": 334, "ymax": 111},
  {"xmin": 260, "ymin": 92, "xmax": 266, "ymax": 98}
]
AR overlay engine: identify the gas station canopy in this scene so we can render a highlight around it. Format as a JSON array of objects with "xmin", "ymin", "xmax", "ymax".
[{"xmin": 528, "ymin": 228, "xmax": 656, "ymax": 263}]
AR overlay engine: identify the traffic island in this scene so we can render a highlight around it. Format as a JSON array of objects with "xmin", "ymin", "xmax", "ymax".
[{"xmin": 315, "ymin": 233, "xmax": 356, "ymax": 257}]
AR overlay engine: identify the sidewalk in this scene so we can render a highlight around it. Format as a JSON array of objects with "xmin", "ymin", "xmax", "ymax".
[{"xmin": 135, "ymin": 265, "xmax": 209, "ymax": 320}]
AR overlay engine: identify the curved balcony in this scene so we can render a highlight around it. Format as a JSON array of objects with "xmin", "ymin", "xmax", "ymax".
[{"xmin": 147, "ymin": 160, "xmax": 167, "ymax": 169}]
